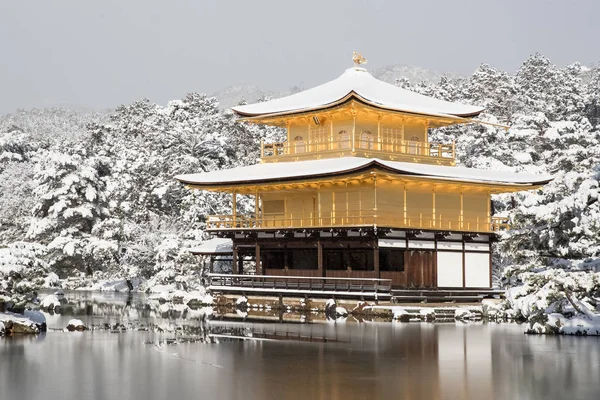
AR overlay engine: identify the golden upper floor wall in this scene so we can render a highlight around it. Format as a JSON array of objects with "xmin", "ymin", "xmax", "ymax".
[
  {"xmin": 208, "ymin": 178, "xmax": 502, "ymax": 233},
  {"xmin": 259, "ymin": 101, "xmax": 456, "ymax": 165}
]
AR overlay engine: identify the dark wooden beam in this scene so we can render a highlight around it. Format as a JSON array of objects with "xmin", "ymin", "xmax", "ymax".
[
  {"xmin": 232, "ymin": 246, "xmax": 238, "ymax": 274},
  {"xmin": 317, "ymin": 240, "xmax": 323, "ymax": 277},
  {"xmin": 255, "ymin": 242, "xmax": 262, "ymax": 275},
  {"xmin": 373, "ymin": 239, "xmax": 380, "ymax": 278}
]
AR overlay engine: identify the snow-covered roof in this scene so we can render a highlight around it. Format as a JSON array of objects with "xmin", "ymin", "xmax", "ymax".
[
  {"xmin": 175, "ymin": 157, "xmax": 553, "ymax": 188},
  {"xmin": 232, "ymin": 67, "xmax": 484, "ymax": 119},
  {"xmin": 188, "ymin": 238, "xmax": 233, "ymax": 255}
]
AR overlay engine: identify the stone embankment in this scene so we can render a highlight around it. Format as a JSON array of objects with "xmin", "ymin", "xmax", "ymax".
[{"xmin": 212, "ymin": 293, "xmax": 505, "ymax": 322}]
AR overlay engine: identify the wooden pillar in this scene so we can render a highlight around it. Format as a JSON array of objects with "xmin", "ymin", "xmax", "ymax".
[
  {"xmin": 255, "ymin": 243, "xmax": 262, "ymax": 275},
  {"xmin": 489, "ymin": 243, "xmax": 493, "ymax": 288},
  {"xmin": 460, "ymin": 191, "xmax": 464, "ymax": 230},
  {"xmin": 373, "ymin": 239, "xmax": 380, "ymax": 278},
  {"xmin": 377, "ymin": 115, "xmax": 382, "ymax": 151},
  {"xmin": 359, "ymin": 190, "xmax": 363, "ymax": 224},
  {"xmin": 345, "ymin": 182, "xmax": 349, "ymax": 225},
  {"xmin": 373, "ymin": 175, "xmax": 378, "ymax": 225},
  {"xmin": 209, "ymin": 256, "xmax": 214, "ymax": 274},
  {"xmin": 329, "ymin": 120, "xmax": 333, "ymax": 150},
  {"xmin": 232, "ymin": 245, "xmax": 238, "ymax": 274},
  {"xmin": 403, "ymin": 185, "xmax": 407, "ymax": 226},
  {"xmin": 317, "ymin": 185, "xmax": 322, "ymax": 226},
  {"xmin": 461, "ymin": 237, "xmax": 466, "ymax": 288},
  {"xmin": 307, "ymin": 119, "xmax": 311, "ymax": 152},
  {"xmin": 351, "ymin": 109, "xmax": 356, "ymax": 153},
  {"xmin": 332, "ymin": 191, "xmax": 336, "ymax": 225},
  {"xmin": 232, "ymin": 190, "xmax": 237, "ymax": 227},
  {"xmin": 432, "ymin": 190, "xmax": 436, "ymax": 228},
  {"xmin": 486, "ymin": 191, "xmax": 491, "ymax": 232},
  {"xmin": 400, "ymin": 119, "xmax": 405, "ymax": 153},
  {"xmin": 317, "ymin": 240, "xmax": 324, "ymax": 277}
]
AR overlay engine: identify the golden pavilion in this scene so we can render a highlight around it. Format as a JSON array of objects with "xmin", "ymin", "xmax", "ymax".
[{"xmin": 176, "ymin": 56, "xmax": 552, "ymax": 296}]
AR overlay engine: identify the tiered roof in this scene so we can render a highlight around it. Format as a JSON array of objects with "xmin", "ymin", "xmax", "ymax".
[
  {"xmin": 175, "ymin": 158, "xmax": 553, "ymax": 189},
  {"xmin": 232, "ymin": 67, "xmax": 484, "ymax": 119}
]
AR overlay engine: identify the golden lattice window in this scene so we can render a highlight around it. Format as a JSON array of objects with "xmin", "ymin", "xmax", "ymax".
[
  {"xmin": 338, "ymin": 130, "xmax": 350, "ymax": 149},
  {"xmin": 360, "ymin": 131, "xmax": 374, "ymax": 150},
  {"xmin": 294, "ymin": 136, "xmax": 306, "ymax": 153}
]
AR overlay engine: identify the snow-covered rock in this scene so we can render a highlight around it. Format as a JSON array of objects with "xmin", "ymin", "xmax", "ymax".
[
  {"xmin": 335, "ymin": 306, "xmax": 348, "ymax": 317},
  {"xmin": 420, "ymin": 308, "xmax": 436, "ymax": 322},
  {"xmin": 454, "ymin": 308, "xmax": 476, "ymax": 321},
  {"xmin": 393, "ymin": 308, "xmax": 410, "ymax": 322},
  {"xmin": 0, "ymin": 312, "xmax": 42, "ymax": 334},
  {"xmin": 65, "ymin": 319, "xmax": 87, "ymax": 332},
  {"xmin": 40, "ymin": 294, "xmax": 62, "ymax": 311},
  {"xmin": 235, "ymin": 296, "xmax": 248, "ymax": 310},
  {"xmin": 24, "ymin": 310, "xmax": 46, "ymax": 329}
]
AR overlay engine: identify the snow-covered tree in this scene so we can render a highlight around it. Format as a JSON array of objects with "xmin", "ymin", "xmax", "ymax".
[{"xmin": 27, "ymin": 151, "xmax": 116, "ymax": 276}]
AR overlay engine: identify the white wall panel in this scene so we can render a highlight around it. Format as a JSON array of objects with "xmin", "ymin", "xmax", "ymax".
[
  {"xmin": 464, "ymin": 253, "xmax": 490, "ymax": 288},
  {"xmin": 437, "ymin": 241, "xmax": 463, "ymax": 251},
  {"xmin": 378, "ymin": 239, "xmax": 406, "ymax": 248},
  {"xmin": 409, "ymin": 240, "xmax": 435, "ymax": 249},
  {"xmin": 437, "ymin": 251, "xmax": 463, "ymax": 287},
  {"xmin": 464, "ymin": 242, "xmax": 490, "ymax": 251}
]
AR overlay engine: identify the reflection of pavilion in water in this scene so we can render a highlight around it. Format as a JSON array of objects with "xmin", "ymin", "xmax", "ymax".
[{"xmin": 210, "ymin": 321, "xmax": 495, "ymax": 399}]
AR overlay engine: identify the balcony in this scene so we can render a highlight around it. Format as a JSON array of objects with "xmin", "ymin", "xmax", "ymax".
[
  {"xmin": 206, "ymin": 213, "xmax": 510, "ymax": 233},
  {"xmin": 260, "ymin": 136, "xmax": 455, "ymax": 165}
]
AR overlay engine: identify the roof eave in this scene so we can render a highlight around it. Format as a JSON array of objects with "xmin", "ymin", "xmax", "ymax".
[
  {"xmin": 232, "ymin": 92, "xmax": 484, "ymax": 121},
  {"xmin": 174, "ymin": 161, "xmax": 552, "ymax": 190}
]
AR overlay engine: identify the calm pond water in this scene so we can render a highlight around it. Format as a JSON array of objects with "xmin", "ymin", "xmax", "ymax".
[{"xmin": 1, "ymin": 291, "xmax": 599, "ymax": 400}]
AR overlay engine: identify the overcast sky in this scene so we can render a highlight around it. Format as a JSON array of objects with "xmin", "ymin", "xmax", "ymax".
[{"xmin": 1, "ymin": 0, "xmax": 599, "ymax": 114}]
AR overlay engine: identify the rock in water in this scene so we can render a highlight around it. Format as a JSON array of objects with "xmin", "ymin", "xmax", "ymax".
[
  {"xmin": 325, "ymin": 298, "xmax": 337, "ymax": 318},
  {"xmin": 335, "ymin": 306, "xmax": 348, "ymax": 318},
  {"xmin": 40, "ymin": 294, "xmax": 62, "ymax": 311},
  {"xmin": 0, "ymin": 313, "xmax": 41, "ymax": 334},
  {"xmin": 66, "ymin": 319, "xmax": 87, "ymax": 332},
  {"xmin": 24, "ymin": 310, "xmax": 47, "ymax": 332}
]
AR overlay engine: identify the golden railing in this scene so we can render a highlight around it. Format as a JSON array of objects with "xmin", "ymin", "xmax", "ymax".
[
  {"xmin": 260, "ymin": 136, "xmax": 455, "ymax": 161},
  {"xmin": 206, "ymin": 212, "xmax": 511, "ymax": 233}
]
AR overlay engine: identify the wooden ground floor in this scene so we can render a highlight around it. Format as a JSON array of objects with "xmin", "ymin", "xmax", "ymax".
[{"xmin": 219, "ymin": 228, "xmax": 494, "ymax": 290}]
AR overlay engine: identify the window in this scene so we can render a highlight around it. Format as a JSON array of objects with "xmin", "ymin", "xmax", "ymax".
[
  {"xmin": 323, "ymin": 248, "xmax": 374, "ymax": 271},
  {"xmin": 360, "ymin": 131, "xmax": 374, "ymax": 149},
  {"xmin": 261, "ymin": 249, "xmax": 285, "ymax": 270},
  {"xmin": 408, "ymin": 135, "xmax": 420, "ymax": 155},
  {"xmin": 380, "ymin": 249, "xmax": 405, "ymax": 272},
  {"xmin": 294, "ymin": 136, "xmax": 306, "ymax": 153},
  {"xmin": 289, "ymin": 249, "xmax": 318, "ymax": 270},
  {"xmin": 338, "ymin": 130, "xmax": 350, "ymax": 149},
  {"xmin": 324, "ymin": 250, "xmax": 345, "ymax": 270},
  {"xmin": 260, "ymin": 248, "xmax": 318, "ymax": 270}
]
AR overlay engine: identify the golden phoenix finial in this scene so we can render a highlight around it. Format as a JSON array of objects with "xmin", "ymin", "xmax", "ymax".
[{"xmin": 352, "ymin": 51, "xmax": 368, "ymax": 67}]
